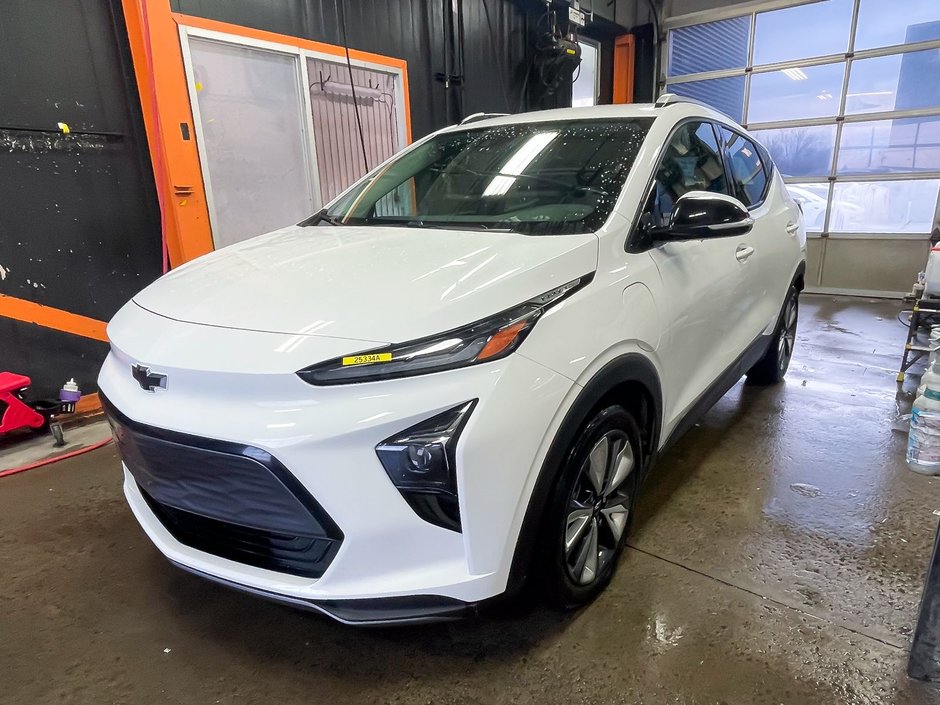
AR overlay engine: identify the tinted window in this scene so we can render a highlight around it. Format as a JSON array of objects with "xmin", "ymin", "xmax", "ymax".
[
  {"xmin": 720, "ymin": 127, "xmax": 769, "ymax": 207},
  {"xmin": 668, "ymin": 17, "xmax": 750, "ymax": 77},
  {"xmin": 646, "ymin": 121, "xmax": 729, "ymax": 228},
  {"xmin": 324, "ymin": 119, "xmax": 653, "ymax": 235},
  {"xmin": 669, "ymin": 76, "xmax": 746, "ymax": 123}
]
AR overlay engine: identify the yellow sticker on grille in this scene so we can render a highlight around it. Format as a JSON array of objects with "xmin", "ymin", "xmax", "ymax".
[{"xmin": 342, "ymin": 352, "xmax": 393, "ymax": 366}]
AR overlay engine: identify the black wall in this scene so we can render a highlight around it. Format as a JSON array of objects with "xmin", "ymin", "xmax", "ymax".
[
  {"xmin": 172, "ymin": 0, "xmax": 627, "ymax": 138},
  {"xmin": 0, "ymin": 0, "xmax": 162, "ymax": 398}
]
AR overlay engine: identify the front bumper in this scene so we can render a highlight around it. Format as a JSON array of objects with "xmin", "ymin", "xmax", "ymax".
[
  {"xmin": 170, "ymin": 560, "xmax": 477, "ymax": 625},
  {"xmin": 105, "ymin": 395, "xmax": 343, "ymax": 579},
  {"xmin": 100, "ymin": 305, "xmax": 577, "ymax": 622}
]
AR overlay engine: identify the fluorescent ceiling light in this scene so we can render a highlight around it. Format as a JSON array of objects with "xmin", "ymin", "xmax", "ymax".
[
  {"xmin": 483, "ymin": 131, "xmax": 559, "ymax": 197},
  {"xmin": 782, "ymin": 68, "xmax": 808, "ymax": 81}
]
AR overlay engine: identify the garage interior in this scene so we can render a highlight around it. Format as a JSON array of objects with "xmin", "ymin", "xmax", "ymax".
[{"xmin": 3, "ymin": 0, "xmax": 940, "ymax": 703}]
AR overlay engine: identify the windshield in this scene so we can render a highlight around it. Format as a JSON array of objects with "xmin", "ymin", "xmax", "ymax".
[{"xmin": 318, "ymin": 118, "xmax": 653, "ymax": 235}]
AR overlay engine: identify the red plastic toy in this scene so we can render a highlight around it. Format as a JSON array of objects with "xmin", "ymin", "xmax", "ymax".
[{"xmin": 0, "ymin": 372, "xmax": 52, "ymax": 434}]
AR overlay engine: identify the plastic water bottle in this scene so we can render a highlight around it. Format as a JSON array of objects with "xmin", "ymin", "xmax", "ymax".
[
  {"xmin": 929, "ymin": 327, "xmax": 940, "ymax": 369},
  {"xmin": 907, "ymin": 387, "xmax": 940, "ymax": 475},
  {"xmin": 919, "ymin": 357, "xmax": 940, "ymax": 397},
  {"xmin": 925, "ymin": 246, "xmax": 940, "ymax": 297}
]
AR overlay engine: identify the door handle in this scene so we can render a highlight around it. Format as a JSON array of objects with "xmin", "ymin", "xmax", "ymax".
[
  {"xmin": 786, "ymin": 222, "xmax": 799, "ymax": 234},
  {"xmin": 735, "ymin": 245, "xmax": 755, "ymax": 262}
]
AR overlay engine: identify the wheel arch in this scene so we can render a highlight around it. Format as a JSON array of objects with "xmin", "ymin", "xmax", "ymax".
[
  {"xmin": 504, "ymin": 353, "xmax": 663, "ymax": 597},
  {"xmin": 793, "ymin": 259, "xmax": 806, "ymax": 292}
]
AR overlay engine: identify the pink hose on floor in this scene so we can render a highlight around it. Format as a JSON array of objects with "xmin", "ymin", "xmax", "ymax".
[{"xmin": 0, "ymin": 438, "xmax": 112, "ymax": 479}]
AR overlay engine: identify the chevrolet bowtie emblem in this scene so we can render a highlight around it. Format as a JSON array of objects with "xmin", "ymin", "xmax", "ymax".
[{"xmin": 131, "ymin": 364, "xmax": 168, "ymax": 392}]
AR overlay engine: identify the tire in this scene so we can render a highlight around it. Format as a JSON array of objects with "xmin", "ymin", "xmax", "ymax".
[
  {"xmin": 538, "ymin": 405, "xmax": 642, "ymax": 609},
  {"xmin": 746, "ymin": 285, "xmax": 799, "ymax": 385}
]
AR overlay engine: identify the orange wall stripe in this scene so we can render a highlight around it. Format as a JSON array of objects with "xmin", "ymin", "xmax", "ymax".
[
  {"xmin": 0, "ymin": 295, "xmax": 108, "ymax": 343},
  {"xmin": 75, "ymin": 392, "xmax": 102, "ymax": 415}
]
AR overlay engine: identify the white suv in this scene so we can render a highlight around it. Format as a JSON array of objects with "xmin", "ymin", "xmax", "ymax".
[{"xmin": 100, "ymin": 97, "xmax": 806, "ymax": 625}]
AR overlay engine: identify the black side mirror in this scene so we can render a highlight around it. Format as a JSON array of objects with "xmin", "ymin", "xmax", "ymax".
[{"xmin": 654, "ymin": 191, "xmax": 753, "ymax": 240}]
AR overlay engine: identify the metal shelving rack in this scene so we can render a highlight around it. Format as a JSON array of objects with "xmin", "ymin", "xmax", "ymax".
[{"xmin": 898, "ymin": 298, "xmax": 940, "ymax": 382}]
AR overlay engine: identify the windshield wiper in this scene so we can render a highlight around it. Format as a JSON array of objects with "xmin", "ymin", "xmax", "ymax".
[
  {"xmin": 404, "ymin": 219, "xmax": 513, "ymax": 232},
  {"xmin": 300, "ymin": 210, "xmax": 345, "ymax": 227}
]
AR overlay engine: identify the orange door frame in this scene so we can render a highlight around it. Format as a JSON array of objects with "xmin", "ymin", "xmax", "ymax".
[
  {"xmin": 121, "ymin": 1, "xmax": 412, "ymax": 270},
  {"xmin": 122, "ymin": 0, "xmax": 214, "ymax": 268},
  {"xmin": 612, "ymin": 34, "xmax": 635, "ymax": 104}
]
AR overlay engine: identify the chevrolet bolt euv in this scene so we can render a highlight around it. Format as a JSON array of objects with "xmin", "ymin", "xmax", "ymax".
[{"xmin": 101, "ymin": 96, "xmax": 806, "ymax": 624}]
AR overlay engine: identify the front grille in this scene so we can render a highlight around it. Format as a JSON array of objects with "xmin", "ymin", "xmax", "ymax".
[
  {"xmin": 102, "ymin": 395, "xmax": 342, "ymax": 579},
  {"xmin": 140, "ymin": 489, "xmax": 337, "ymax": 578}
]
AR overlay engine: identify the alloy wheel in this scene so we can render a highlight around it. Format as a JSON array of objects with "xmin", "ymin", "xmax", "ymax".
[
  {"xmin": 564, "ymin": 430, "xmax": 634, "ymax": 586},
  {"xmin": 778, "ymin": 296, "xmax": 798, "ymax": 372}
]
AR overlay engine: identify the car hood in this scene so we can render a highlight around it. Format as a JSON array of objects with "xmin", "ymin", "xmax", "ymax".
[{"xmin": 132, "ymin": 225, "xmax": 598, "ymax": 343}]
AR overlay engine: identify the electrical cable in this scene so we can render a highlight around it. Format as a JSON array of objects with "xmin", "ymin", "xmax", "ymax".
[
  {"xmin": 0, "ymin": 437, "xmax": 112, "ymax": 479},
  {"xmin": 441, "ymin": 0, "xmax": 451, "ymax": 124},
  {"xmin": 336, "ymin": 0, "xmax": 369, "ymax": 172},
  {"xmin": 481, "ymin": 0, "xmax": 512, "ymax": 112},
  {"xmin": 456, "ymin": 0, "xmax": 467, "ymax": 120},
  {"xmin": 642, "ymin": 0, "xmax": 661, "ymax": 97}
]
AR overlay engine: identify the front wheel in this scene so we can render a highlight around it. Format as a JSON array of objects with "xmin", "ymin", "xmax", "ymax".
[
  {"xmin": 539, "ymin": 405, "xmax": 642, "ymax": 609},
  {"xmin": 747, "ymin": 285, "xmax": 798, "ymax": 385}
]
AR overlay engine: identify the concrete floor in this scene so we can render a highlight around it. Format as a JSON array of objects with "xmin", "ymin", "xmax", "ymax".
[
  {"xmin": 3, "ymin": 294, "xmax": 940, "ymax": 705},
  {"xmin": 0, "ymin": 418, "xmax": 111, "ymax": 472}
]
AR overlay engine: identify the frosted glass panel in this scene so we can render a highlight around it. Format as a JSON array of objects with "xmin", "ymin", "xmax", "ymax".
[{"xmin": 188, "ymin": 37, "xmax": 315, "ymax": 248}]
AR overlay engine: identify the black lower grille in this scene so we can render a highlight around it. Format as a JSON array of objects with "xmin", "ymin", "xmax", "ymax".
[
  {"xmin": 102, "ymin": 394, "xmax": 342, "ymax": 579},
  {"xmin": 140, "ymin": 488, "xmax": 337, "ymax": 578}
]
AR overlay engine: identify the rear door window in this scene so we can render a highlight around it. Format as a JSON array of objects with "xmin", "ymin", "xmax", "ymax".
[{"xmin": 719, "ymin": 127, "xmax": 769, "ymax": 208}]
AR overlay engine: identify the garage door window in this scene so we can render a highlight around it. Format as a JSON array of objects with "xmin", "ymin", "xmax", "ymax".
[
  {"xmin": 665, "ymin": 0, "xmax": 940, "ymax": 244},
  {"xmin": 668, "ymin": 16, "xmax": 750, "ymax": 76}
]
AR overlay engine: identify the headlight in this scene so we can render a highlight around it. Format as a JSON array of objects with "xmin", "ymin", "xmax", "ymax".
[
  {"xmin": 297, "ymin": 274, "xmax": 592, "ymax": 385},
  {"xmin": 375, "ymin": 400, "xmax": 476, "ymax": 532}
]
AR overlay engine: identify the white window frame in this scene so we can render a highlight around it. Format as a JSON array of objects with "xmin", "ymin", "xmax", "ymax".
[{"xmin": 178, "ymin": 24, "xmax": 408, "ymax": 245}]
